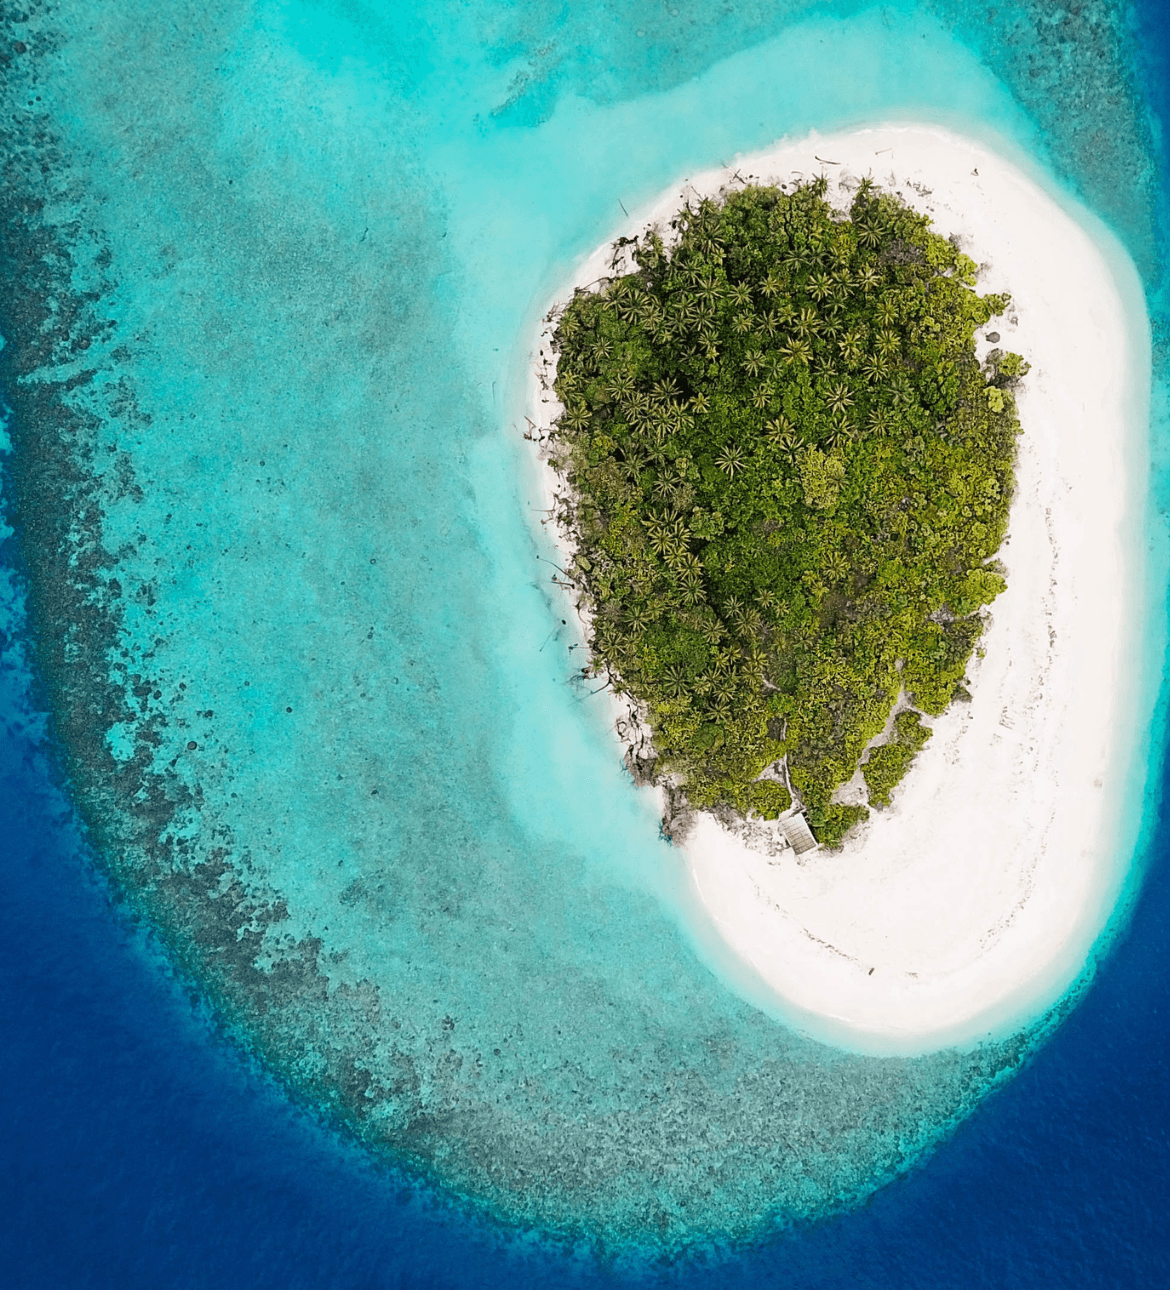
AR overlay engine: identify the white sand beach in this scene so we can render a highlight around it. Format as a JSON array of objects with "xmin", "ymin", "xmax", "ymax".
[{"xmin": 529, "ymin": 124, "xmax": 1151, "ymax": 1054}]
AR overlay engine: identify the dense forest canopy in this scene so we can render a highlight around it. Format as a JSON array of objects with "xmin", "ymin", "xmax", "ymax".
[{"xmin": 547, "ymin": 179, "xmax": 1026, "ymax": 847}]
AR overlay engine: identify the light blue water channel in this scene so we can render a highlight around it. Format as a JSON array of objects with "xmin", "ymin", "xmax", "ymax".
[{"xmin": 2, "ymin": 0, "xmax": 1165, "ymax": 1258}]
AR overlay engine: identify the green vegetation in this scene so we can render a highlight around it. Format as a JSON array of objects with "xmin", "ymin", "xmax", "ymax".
[
  {"xmin": 862, "ymin": 710, "xmax": 934, "ymax": 808},
  {"xmin": 548, "ymin": 179, "xmax": 1026, "ymax": 846}
]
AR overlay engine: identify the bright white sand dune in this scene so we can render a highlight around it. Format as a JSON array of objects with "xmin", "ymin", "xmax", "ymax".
[{"xmin": 532, "ymin": 124, "xmax": 1150, "ymax": 1054}]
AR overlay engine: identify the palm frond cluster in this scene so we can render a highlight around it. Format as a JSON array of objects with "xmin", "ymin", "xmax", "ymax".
[{"xmin": 550, "ymin": 180, "xmax": 1026, "ymax": 844}]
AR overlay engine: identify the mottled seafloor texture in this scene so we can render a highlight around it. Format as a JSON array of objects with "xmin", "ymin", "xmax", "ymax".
[{"xmin": 0, "ymin": 0, "xmax": 1165, "ymax": 1259}]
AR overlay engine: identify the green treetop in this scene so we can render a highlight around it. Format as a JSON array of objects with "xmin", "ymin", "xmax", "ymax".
[{"xmin": 548, "ymin": 179, "xmax": 1027, "ymax": 846}]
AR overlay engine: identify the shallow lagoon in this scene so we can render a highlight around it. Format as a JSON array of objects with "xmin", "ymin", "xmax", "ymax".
[{"xmin": 2, "ymin": 0, "xmax": 1168, "ymax": 1265}]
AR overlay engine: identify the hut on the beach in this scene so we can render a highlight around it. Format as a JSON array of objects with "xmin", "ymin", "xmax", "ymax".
[{"xmin": 778, "ymin": 810, "xmax": 818, "ymax": 856}]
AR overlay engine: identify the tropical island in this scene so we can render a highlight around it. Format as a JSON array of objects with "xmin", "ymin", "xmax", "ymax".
[
  {"xmin": 546, "ymin": 176, "xmax": 1028, "ymax": 847},
  {"xmin": 528, "ymin": 126, "xmax": 1143, "ymax": 1051}
]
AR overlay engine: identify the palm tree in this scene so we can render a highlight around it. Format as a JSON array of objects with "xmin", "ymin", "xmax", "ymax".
[
  {"xmin": 697, "ymin": 619, "xmax": 723, "ymax": 647},
  {"xmin": 743, "ymin": 643, "xmax": 767, "ymax": 676},
  {"xmin": 713, "ymin": 676, "xmax": 737, "ymax": 709},
  {"xmin": 644, "ymin": 521, "xmax": 671, "ymax": 557},
  {"xmin": 751, "ymin": 385, "xmax": 772, "ymax": 411},
  {"xmin": 823, "ymin": 550, "xmax": 849, "ymax": 583},
  {"xmin": 855, "ymin": 219, "xmax": 883, "ymax": 249},
  {"xmin": 716, "ymin": 445, "xmax": 746, "ymax": 477},
  {"xmin": 635, "ymin": 299, "xmax": 660, "ymax": 329},
  {"xmin": 774, "ymin": 433, "xmax": 801, "ymax": 465},
  {"xmin": 629, "ymin": 390, "xmax": 654, "ymax": 421},
  {"xmin": 876, "ymin": 329, "xmax": 900, "ymax": 359},
  {"xmin": 619, "ymin": 451, "xmax": 648, "ymax": 483},
  {"xmin": 616, "ymin": 290, "xmax": 645, "ymax": 322},
  {"xmin": 838, "ymin": 329, "xmax": 864, "ymax": 367},
  {"xmin": 742, "ymin": 349, "xmax": 765, "ymax": 377},
  {"xmin": 625, "ymin": 604, "xmax": 651, "ymax": 633},
  {"xmin": 663, "ymin": 665, "xmax": 689, "ymax": 699},
  {"xmin": 825, "ymin": 382, "xmax": 854, "ymax": 416},
  {"xmin": 807, "ymin": 271, "xmax": 833, "ymax": 302},
  {"xmin": 679, "ymin": 552, "xmax": 703, "ymax": 580},
  {"xmin": 666, "ymin": 542, "xmax": 690, "ymax": 572},
  {"xmin": 827, "ymin": 279, "xmax": 850, "ymax": 312},
  {"xmin": 696, "ymin": 275, "xmax": 723, "ymax": 306},
  {"xmin": 792, "ymin": 306, "xmax": 821, "ymax": 338},
  {"xmin": 711, "ymin": 648, "xmax": 735, "ymax": 678},
  {"xmin": 681, "ymin": 578, "xmax": 705, "ymax": 608},
  {"xmin": 635, "ymin": 234, "xmax": 663, "ymax": 271},
  {"xmin": 867, "ymin": 406, "xmax": 892, "ymax": 435},
  {"xmin": 666, "ymin": 516, "xmax": 690, "ymax": 546},
  {"xmin": 626, "ymin": 407, "xmax": 651, "ymax": 439},
  {"xmin": 691, "ymin": 391, "xmax": 711, "ymax": 415}
]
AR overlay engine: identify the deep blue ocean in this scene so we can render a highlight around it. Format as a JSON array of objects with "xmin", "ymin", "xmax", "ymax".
[{"xmin": 4, "ymin": 0, "xmax": 1170, "ymax": 1284}]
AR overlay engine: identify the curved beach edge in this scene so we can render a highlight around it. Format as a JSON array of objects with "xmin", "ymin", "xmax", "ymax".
[{"xmin": 525, "ymin": 122, "xmax": 1154, "ymax": 1057}]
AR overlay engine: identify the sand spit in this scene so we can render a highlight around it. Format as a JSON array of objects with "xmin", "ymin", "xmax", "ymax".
[{"xmin": 528, "ymin": 124, "xmax": 1150, "ymax": 1054}]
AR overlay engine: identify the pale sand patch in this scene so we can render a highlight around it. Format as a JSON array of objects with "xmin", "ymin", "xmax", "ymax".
[{"xmin": 528, "ymin": 124, "xmax": 1150, "ymax": 1053}]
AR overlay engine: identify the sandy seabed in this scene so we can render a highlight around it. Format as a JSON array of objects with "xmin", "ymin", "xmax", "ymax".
[{"xmin": 529, "ymin": 124, "xmax": 1151, "ymax": 1054}]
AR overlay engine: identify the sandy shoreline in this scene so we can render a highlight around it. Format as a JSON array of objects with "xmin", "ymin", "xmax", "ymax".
[{"xmin": 527, "ymin": 124, "xmax": 1150, "ymax": 1054}]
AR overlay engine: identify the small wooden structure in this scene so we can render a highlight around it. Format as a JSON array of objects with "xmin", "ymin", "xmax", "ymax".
[{"xmin": 778, "ymin": 810, "xmax": 818, "ymax": 856}]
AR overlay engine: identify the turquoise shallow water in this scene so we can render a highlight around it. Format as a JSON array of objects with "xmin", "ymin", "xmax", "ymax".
[{"xmin": 2, "ymin": 0, "xmax": 1166, "ymax": 1258}]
